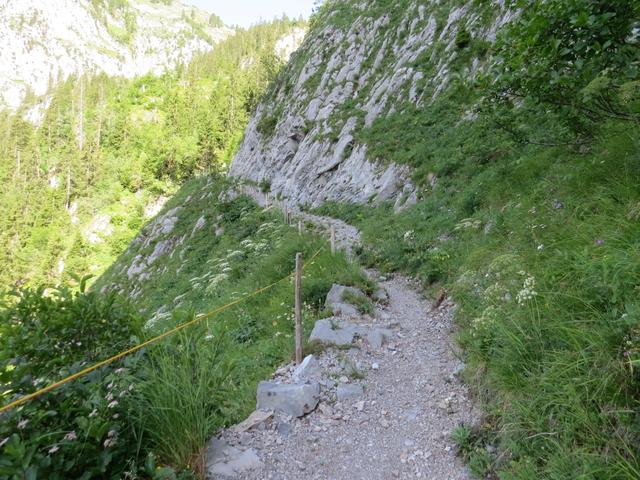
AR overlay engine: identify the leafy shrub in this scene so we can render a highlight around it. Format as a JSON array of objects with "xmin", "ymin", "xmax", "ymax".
[
  {"xmin": 256, "ymin": 105, "xmax": 283, "ymax": 137},
  {"xmin": 0, "ymin": 281, "xmax": 144, "ymax": 479},
  {"xmin": 489, "ymin": 0, "xmax": 640, "ymax": 136}
]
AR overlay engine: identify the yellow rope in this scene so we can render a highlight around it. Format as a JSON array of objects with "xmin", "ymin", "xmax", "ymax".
[{"xmin": 0, "ymin": 247, "xmax": 324, "ymax": 414}]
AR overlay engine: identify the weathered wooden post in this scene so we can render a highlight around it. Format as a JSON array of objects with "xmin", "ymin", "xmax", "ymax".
[
  {"xmin": 330, "ymin": 225, "xmax": 336, "ymax": 255},
  {"xmin": 298, "ymin": 220, "xmax": 303, "ymax": 235},
  {"xmin": 295, "ymin": 252, "xmax": 303, "ymax": 364}
]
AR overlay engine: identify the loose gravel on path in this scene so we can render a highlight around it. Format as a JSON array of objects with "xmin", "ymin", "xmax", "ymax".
[{"xmin": 211, "ymin": 195, "xmax": 478, "ymax": 480}]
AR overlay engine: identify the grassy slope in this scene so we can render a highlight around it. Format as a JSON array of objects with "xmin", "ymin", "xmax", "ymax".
[
  {"xmin": 314, "ymin": 95, "xmax": 640, "ymax": 478},
  {"xmin": 94, "ymin": 175, "xmax": 371, "ymax": 432}
]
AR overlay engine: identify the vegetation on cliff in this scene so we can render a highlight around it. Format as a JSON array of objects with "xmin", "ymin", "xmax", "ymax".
[{"xmin": 313, "ymin": 0, "xmax": 640, "ymax": 477}]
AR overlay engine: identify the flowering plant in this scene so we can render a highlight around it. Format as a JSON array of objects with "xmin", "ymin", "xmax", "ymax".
[{"xmin": 0, "ymin": 284, "xmax": 144, "ymax": 478}]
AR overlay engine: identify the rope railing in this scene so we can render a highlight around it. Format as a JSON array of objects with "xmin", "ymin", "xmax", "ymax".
[{"xmin": 0, "ymin": 247, "xmax": 324, "ymax": 414}]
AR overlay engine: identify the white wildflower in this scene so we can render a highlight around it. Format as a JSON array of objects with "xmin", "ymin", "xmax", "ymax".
[
  {"xmin": 516, "ymin": 275, "xmax": 538, "ymax": 305},
  {"xmin": 103, "ymin": 438, "xmax": 117, "ymax": 448},
  {"xmin": 63, "ymin": 431, "xmax": 77, "ymax": 441}
]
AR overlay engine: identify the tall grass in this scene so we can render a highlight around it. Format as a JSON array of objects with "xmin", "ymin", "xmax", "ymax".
[
  {"xmin": 134, "ymin": 327, "xmax": 232, "ymax": 472},
  {"xmin": 315, "ymin": 119, "xmax": 640, "ymax": 477}
]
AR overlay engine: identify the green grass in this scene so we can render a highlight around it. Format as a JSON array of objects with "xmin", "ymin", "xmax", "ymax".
[
  {"xmin": 93, "ymin": 176, "xmax": 371, "ymax": 471},
  {"xmin": 314, "ymin": 118, "xmax": 640, "ymax": 478},
  {"xmin": 134, "ymin": 328, "xmax": 232, "ymax": 471}
]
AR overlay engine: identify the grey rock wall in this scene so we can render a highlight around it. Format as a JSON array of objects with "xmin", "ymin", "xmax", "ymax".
[{"xmin": 229, "ymin": 0, "xmax": 515, "ymax": 209}]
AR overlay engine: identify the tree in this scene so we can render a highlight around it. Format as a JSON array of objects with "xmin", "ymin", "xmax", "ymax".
[{"xmin": 487, "ymin": 0, "xmax": 640, "ymax": 138}]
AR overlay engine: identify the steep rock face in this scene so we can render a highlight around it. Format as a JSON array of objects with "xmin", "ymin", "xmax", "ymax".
[
  {"xmin": 0, "ymin": 0, "xmax": 232, "ymax": 109},
  {"xmin": 229, "ymin": 0, "xmax": 514, "ymax": 208}
]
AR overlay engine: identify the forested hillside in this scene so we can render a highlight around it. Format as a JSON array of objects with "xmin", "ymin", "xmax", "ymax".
[
  {"xmin": 0, "ymin": 0, "xmax": 231, "ymax": 109},
  {"xmin": 0, "ymin": 17, "xmax": 305, "ymax": 289}
]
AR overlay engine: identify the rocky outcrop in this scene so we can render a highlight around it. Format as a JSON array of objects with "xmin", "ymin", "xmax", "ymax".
[
  {"xmin": 256, "ymin": 382, "xmax": 321, "ymax": 418},
  {"xmin": 229, "ymin": 0, "xmax": 515, "ymax": 208},
  {"xmin": 0, "ymin": 0, "xmax": 232, "ymax": 109}
]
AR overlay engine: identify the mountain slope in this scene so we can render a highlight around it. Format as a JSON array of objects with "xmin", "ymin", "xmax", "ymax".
[
  {"xmin": 229, "ymin": 0, "xmax": 513, "ymax": 208},
  {"xmin": 0, "ymin": 0, "xmax": 232, "ymax": 109},
  {"xmin": 225, "ymin": 0, "xmax": 640, "ymax": 478},
  {"xmin": 0, "ymin": 17, "xmax": 305, "ymax": 289}
]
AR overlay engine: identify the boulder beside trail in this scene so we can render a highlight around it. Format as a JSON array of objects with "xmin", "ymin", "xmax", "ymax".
[
  {"xmin": 256, "ymin": 381, "xmax": 320, "ymax": 418},
  {"xmin": 309, "ymin": 318, "xmax": 363, "ymax": 346},
  {"xmin": 293, "ymin": 354, "xmax": 322, "ymax": 382},
  {"xmin": 325, "ymin": 284, "xmax": 366, "ymax": 316}
]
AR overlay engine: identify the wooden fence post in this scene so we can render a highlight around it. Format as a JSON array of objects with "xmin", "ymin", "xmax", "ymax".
[
  {"xmin": 330, "ymin": 225, "xmax": 336, "ymax": 255},
  {"xmin": 298, "ymin": 220, "xmax": 303, "ymax": 235},
  {"xmin": 295, "ymin": 252, "xmax": 303, "ymax": 364}
]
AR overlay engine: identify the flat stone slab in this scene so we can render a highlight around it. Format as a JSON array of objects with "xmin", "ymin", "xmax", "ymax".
[
  {"xmin": 293, "ymin": 354, "xmax": 322, "ymax": 382},
  {"xmin": 232, "ymin": 409, "xmax": 273, "ymax": 433},
  {"xmin": 206, "ymin": 438, "xmax": 262, "ymax": 478},
  {"xmin": 325, "ymin": 284, "xmax": 365, "ymax": 311},
  {"xmin": 337, "ymin": 383, "xmax": 365, "ymax": 401},
  {"xmin": 257, "ymin": 381, "xmax": 320, "ymax": 417},
  {"xmin": 309, "ymin": 318, "xmax": 361, "ymax": 346},
  {"xmin": 367, "ymin": 328, "xmax": 394, "ymax": 349},
  {"xmin": 331, "ymin": 302, "xmax": 359, "ymax": 316}
]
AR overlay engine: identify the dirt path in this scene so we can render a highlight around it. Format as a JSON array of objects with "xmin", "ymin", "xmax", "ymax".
[{"xmin": 210, "ymin": 195, "xmax": 477, "ymax": 479}]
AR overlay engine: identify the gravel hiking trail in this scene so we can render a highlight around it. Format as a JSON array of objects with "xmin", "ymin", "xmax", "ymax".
[{"xmin": 211, "ymin": 197, "xmax": 478, "ymax": 479}]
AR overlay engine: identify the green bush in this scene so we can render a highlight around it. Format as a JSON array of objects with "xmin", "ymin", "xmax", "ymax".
[
  {"xmin": 455, "ymin": 26, "xmax": 471, "ymax": 49},
  {"xmin": 0, "ymin": 281, "xmax": 144, "ymax": 479},
  {"xmin": 488, "ymin": 0, "xmax": 640, "ymax": 136}
]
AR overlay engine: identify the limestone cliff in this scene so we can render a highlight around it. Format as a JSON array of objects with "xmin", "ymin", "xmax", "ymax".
[
  {"xmin": 0, "ymin": 0, "xmax": 232, "ymax": 110},
  {"xmin": 229, "ymin": 0, "xmax": 514, "ymax": 209}
]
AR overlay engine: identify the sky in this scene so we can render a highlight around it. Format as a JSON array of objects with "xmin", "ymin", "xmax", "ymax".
[{"xmin": 186, "ymin": 0, "xmax": 318, "ymax": 28}]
